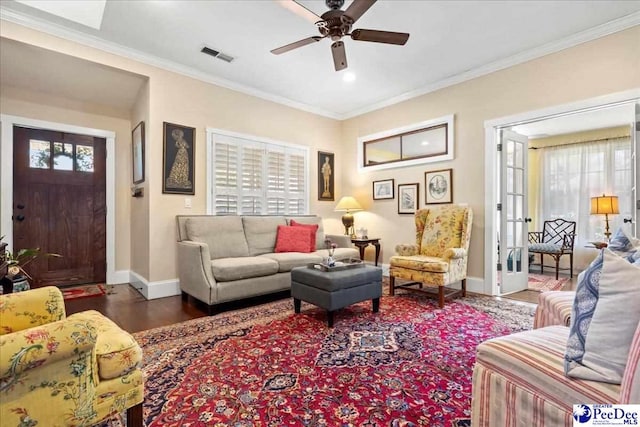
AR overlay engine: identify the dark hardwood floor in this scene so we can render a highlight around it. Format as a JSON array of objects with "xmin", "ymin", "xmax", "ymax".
[{"xmin": 65, "ymin": 284, "xmax": 292, "ymax": 333}]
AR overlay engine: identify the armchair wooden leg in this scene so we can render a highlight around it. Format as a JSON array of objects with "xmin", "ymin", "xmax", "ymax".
[
  {"xmin": 127, "ymin": 402, "xmax": 143, "ymax": 427},
  {"xmin": 461, "ymin": 278, "xmax": 466, "ymax": 297},
  {"xmin": 389, "ymin": 275, "xmax": 395, "ymax": 296},
  {"xmin": 540, "ymin": 254, "xmax": 544, "ymax": 274},
  {"xmin": 438, "ymin": 286, "xmax": 445, "ymax": 308},
  {"xmin": 554, "ymin": 256, "xmax": 560, "ymax": 280},
  {"xmin": 570, "ymin": 253, "xmax": 574, "ymax": 278}
]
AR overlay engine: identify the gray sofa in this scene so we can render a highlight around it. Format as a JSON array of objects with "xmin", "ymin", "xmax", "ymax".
[{"xmin": 176, "ymin": 215, "xmax": 359, "ymax": 313}]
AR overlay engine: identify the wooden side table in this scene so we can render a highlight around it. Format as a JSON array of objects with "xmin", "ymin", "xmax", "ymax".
[{"xmin": 351, "ymin": 238, "xmax": 381, "ymax": 266}]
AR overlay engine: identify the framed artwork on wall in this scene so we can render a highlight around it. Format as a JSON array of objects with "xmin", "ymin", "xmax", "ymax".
[
  {"xmin": 318, "ymin": 151, "xmax": 335, "ymax": 201},
  {"xmin": 425, "ymin": 168, "xmax": 453, "ymax": 204},
  {"xmin": 163, "ymin": 122, "xmax": 195, "ymax": 195},
  {"xmin": 373, "ymin": 179, "xmax": 394, "ymax": 200},
  {"xmin": 398, "ymin": 183, "xmax": 419, "ymax": 214},
  {"xmin": 132, "ymin": 121, "xmax": 145, "ymax": 185}
]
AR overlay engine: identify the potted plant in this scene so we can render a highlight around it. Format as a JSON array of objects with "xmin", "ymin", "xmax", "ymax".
[{"xmin": 1, "ymin": 240, "xmax": 61, "ymax": 293}]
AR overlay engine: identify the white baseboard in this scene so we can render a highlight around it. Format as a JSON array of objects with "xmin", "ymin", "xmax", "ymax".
[
  {"xmin": 129, "ymin": 270, "xmax": 180, "ymax": 300},
  {"xmin": 108, "ymin": 270, "xmax": 130, "ymax": 285}
]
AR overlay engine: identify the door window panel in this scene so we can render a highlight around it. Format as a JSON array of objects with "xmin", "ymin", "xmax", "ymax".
[
  {"xmin": 53, "ymin": 142, "xmax": 73, "ymax": 171},
  {"xmin": 29, "ymin": 140, "xmax": 51, "ymax": 169},
  {"xmin": 76, "ymin": 145, "xmax": 94, "ymax": 172}
]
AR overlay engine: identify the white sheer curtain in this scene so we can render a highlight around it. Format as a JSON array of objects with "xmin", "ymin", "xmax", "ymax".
[{"xmin": 537, "ymin": 136, "xmax": 632, "ymax": 271}]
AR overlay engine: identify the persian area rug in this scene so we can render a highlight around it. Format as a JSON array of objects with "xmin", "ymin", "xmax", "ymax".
[
  {"xmin": 60, "ymin": 283, "xmax": 107, "ymax": 300},
  {"xmin": 110, "ymin": 293, "xmax": 533, "ymax": 427},
  {"xmin": 526, "ymin": 273, "xmax": 569, "ymax": 292}
]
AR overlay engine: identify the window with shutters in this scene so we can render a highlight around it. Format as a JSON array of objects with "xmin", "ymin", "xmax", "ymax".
[{"xmin": 207, "ymin": 129, "xmax": 309, "ymax": 215}]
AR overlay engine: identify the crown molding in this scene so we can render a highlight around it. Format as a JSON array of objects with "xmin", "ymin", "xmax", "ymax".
[
  {"xmin": 2, "ymin": 7, "xmax": 639, "ymax": 121},
  {"xmin": 341, "ymin": 12, "xmax": 640, "ymax": 119},
  {"xmin": 0, "ymin": 8, "xmax": 342, "ymax": 120}
]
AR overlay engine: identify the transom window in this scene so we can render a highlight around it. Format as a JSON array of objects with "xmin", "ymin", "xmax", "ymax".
[
  {"xmin": 29, "ymin": 139, "xmax": 94, "ymax": 172},
  {"xmin": 208, "ymin": 129, "xmax": 309, "ymax": 215}
]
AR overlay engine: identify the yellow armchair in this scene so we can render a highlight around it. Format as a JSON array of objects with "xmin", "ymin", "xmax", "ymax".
[
  {"xmin": 389, "ymin": 205, "xmax": 473, "ymax": 308},
  {"xmin": 0, "ymin": 287, "xmax": 143, "ymax": 427}
]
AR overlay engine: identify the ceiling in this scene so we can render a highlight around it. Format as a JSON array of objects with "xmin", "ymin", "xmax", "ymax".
[{"xmin": 1, "ymin": 0, "xmax": 639, "ymax": 119}]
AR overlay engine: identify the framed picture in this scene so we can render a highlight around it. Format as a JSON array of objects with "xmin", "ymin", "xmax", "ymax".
[
  {"xmin": 132, "ymin": 121, "xmax": 145, "ymax": 185},
  {"xmin": 398, "ymin": 183, "xmax": 419, "ymax": 214},
  {"xmin": 163, "ymin": 122, "xmax": 195, "ymax": 195},
  {"xmin": 425, "ymin": 168, "xmax": 453, "ymax": 204},
  {"xmin": 318, "ymin": 151, "xmax": 335, "ymax": 201},
  {"xmin": 373, "ymin": 179, "xmax": 395, "ymax": 200}
]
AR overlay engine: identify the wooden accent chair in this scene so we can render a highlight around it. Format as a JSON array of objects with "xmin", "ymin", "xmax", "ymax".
[
  {"xmin": 0, "ymin": 287, "xmax": 144, "ymax": 426},
  {"xmin": 528, "ymin": 218, "xmax": 576, "ymax": 279},
  {"xmin": 389, "ymin": 205, "xmax": 473, "ymax": 308}
]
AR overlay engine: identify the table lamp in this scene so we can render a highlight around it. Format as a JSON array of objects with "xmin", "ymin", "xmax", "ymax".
[
  {"xmin": 590, "ymin": 194, "xmax": 619, "ymax": 240},
  {"xmin": 335, "ymin": 196, "xmax": 363, "ymax": 237}
]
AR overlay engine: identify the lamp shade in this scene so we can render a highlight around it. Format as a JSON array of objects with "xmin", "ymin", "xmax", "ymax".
[
  {"xmin": 590, "ymin": 194, "xmax": 619, "ymax": 215},
  {"xmin": 335, "ymin": 196, "xmax": 363, "ymax": 212}
]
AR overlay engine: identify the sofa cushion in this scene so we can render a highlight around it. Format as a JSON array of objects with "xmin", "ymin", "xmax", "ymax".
[
  {"xmin": 275, "ymin": 225, "xmax": 314, "ymax": 253},
  {"xmin": 620, "ymin": 320, "xmax": 640, "ymax": 404},
  {"xmin": 286, "ymin": 216, "xmax": 325, "ymax": 250},
  {"xmin": 210, "ymin": 257, "xmax": 279, "ymax": 282},
  {"xmin": 67, "ymin": 310, "xmax": 142, "ymax": 380},
  {"xmin": 477, "ymin": 326, "xmax": 620, "ymax": 411},
  {"xmin": 567, "ymin": 249, "xmax": 640, "ymax": 383},
  {"xmin": 260, "ymin": 252, "xmax": 323, "ymax": 272},
  {"xmin": 290, "ymin": 219, "xmax": 319, "ymax": 250},
  {"xmin": 242, "ymin": 216, "xmax": 287, "ymax": 255},
  {"xmin": 186, "ymin": 216, "xmax": 249, "ymax": 259}
]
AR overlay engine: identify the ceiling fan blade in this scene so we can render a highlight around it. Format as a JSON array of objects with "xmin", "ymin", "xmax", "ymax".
[
  {"xmin": 331, "ymin": 41, "xmax": 348, "ymax": 71},
  {"xmin": 271, "ymin": 36, "xmax": 322, "ymax": 55},
  {"xmin": 276, "ymin": 0, "xmax": 321, "ymax": 24},
  {"xmin": 351, "ymin": 29, "xmax": 409, "ymax": 45},
  {"xmin": 343, "ymin": 0, "xmax": 376, "ymax": 24}
]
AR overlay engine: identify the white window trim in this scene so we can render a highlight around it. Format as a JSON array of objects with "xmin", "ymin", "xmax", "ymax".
[
  {"xmin": 357, "ymin": 114, "xmax": 454, "ymax": 172},
  {"xmin": 206, "ymin": 128, "xmax": 310, "ymax": 215}
]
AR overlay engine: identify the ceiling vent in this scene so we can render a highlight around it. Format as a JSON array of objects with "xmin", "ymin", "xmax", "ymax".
[{"xmin": 201, "ymin": 46, "xmax": 234, "ymax": 63}]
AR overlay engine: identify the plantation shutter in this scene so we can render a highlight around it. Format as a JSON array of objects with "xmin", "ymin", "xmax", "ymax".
[{"xmin": 211, "ymin": 131, "xmax": 308, "ymax": 215}]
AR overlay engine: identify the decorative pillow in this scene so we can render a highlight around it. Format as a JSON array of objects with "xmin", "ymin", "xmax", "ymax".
[
  {"xmin": 289, "ymin": 220, "xmax": 319, "ymax": 250},
  {"xmin": 565, "ymin": 250, "xmax": 604, "ymax": 376},
  {"xmin": 566, "ymin": 249, "xmax": 640, "ymax": 383},
  {"xmin": 608, "ymin": 227, "xmax": 640, "ymax": 255},
  {"xmin": 287, "ymin": 216, "xmax": 325, "ymax": 250},
  {"xmin": 274, "ymin": 225, "xmax": 313, "ymax": 253}
]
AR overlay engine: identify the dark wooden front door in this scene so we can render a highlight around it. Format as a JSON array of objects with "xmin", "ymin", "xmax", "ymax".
[{"xmin": 13, "ymin": 126, "xmax": 106, "ymax": 287}]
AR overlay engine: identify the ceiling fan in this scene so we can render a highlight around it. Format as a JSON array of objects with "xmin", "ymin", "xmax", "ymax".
[{"xmin": 271, "ymin": 0, "xmax": 410, "ymax": 71}]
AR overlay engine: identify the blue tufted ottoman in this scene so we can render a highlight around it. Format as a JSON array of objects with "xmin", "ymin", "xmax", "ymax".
[{"xmin": 290, "ymin": 265, "xmax": 382, "ymax": 327}]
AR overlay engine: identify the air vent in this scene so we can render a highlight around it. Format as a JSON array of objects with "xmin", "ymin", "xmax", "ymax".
[{"xmin": 201, "ymin": 46, "xmax": 234, "ymax": 63}]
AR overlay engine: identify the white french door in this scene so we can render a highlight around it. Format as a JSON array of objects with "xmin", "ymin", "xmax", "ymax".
[{"xmin": 499, "ymin": 129, "xmax": 530, "ymax": 294}]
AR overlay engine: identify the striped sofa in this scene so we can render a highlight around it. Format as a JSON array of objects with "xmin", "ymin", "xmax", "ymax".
[
  {"xmin": 472, "ymin": 308, "xmax": 640, "ymax": 425},
  {"xmin": 533, "ymin": 290, "xmax": 575, "ymax": 329}
]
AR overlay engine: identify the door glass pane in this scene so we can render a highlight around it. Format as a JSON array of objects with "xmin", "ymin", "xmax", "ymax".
[
  {"xmin": 515, "ymin": 141, "xmax": 523, "ymax": 167},
  {"xmin": 29, "ymin": 140, "xmax": 51, "ymax": 169},
  {"xmin": 53, "ymin": 142, "xmax": 73, "ymax": 170},
  {"xmin": 515, "ymin": 168, "xmax": 523, "ymax": 193},
  {"xmin": 506, "ymin": 140, "xmax": 515, "ymax": 166},
  {"xmin": 507, "ymin": 167, "xmax": 514, "ymax": 193},
  {"xmin": 516, "ymin": 195, "xmax": 523, "ymax": 219},
  {"xmin": 76, "ymin": 145, "xmax": 94, "ymax": 172},
  {"xmin": 507, "ymin": 194, "xmax": 514, "ymax": 220}
]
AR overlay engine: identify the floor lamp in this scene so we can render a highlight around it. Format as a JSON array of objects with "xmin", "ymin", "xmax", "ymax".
[
  {"xmin": 590, "ymin": 194, "xmax": 619, "ymax": 240},
  {"xmin": 335, "ymin": 196, "xmax": 363, "ymax": 238}
]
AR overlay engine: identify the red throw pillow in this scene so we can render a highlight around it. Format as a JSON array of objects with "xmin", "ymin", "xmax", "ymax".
[
  {"xmin": 275, "ymin": 225, "xmax": 313, "ymax": 253},
  {"xmin": 289, "ymin": 220, "xmax": 319, "ymax": 250}
]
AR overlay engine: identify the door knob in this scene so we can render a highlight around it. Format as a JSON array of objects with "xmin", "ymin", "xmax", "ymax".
[
  {"xmin": 14, "ymin": 215, "xmax": 25, "ymax": 222},
  {"xmin": 524, "ymin": 218, "xmax": 532, "ymax": 223},
  {"xmin": 624, "ymin": 218, "xmax": 633, "ymax": 224},
  {"xmin": 16, "ymin": 203, "xmax": 25, "ymax": 209}
]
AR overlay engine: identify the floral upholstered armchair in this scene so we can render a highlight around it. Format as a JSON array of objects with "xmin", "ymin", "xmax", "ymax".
[
  {"xmin": 0, "ymin": 286, "xmax": 144, "ymax": 426},
  {"xmin": 389, "ymin": 205, "xmax": 473, "ymax": 308}
]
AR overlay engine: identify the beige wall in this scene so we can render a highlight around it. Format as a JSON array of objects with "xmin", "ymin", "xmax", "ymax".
[
  {"xmin": 130, "ymin": 81, "xmax": 151, "ymax": 279},
  {"xmin": 1, "ymin": 20, "xmax": 343, "ymax": 285},
  {"xmin": 341, "ymin": 26, "xmax": 640, "ymax": 278},
  {"xmin": 0, "ymin": 87, "xmax": 133, "ymax": 272},
  {"xmin": 1, "ymin": 20, "xmax": 638, "ymax": 287}
]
